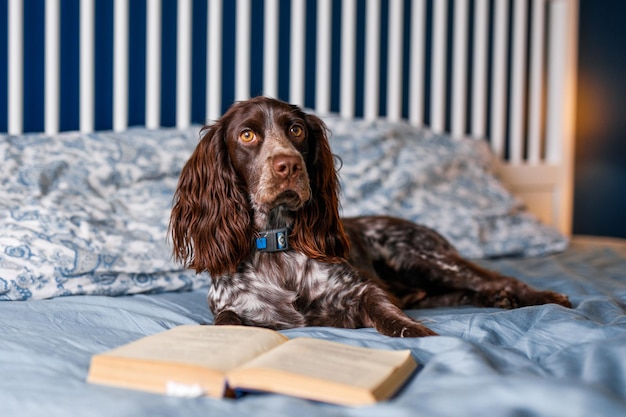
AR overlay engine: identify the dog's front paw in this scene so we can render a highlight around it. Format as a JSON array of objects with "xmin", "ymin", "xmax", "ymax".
[
  {"xmin": 491, "ymin": 289, "xmax": 520, "ymax": 309},
  {"xmin": 475, "ymin": 289, "xmax": 520, "ymax": 309},
  {"xmin": 378, "ymin": 320, "xmax": 438, "ymax": 338},
  {"xmin": 398, "ymin": 324, "xmax": 438, "ymax": 338},
  {"xmin": 533, "ymin": 290, "xmax": 572, "ymax": 308},
  {"xmin": 214, "ymin": 310, "xmax": 244, "ymax": 325}
]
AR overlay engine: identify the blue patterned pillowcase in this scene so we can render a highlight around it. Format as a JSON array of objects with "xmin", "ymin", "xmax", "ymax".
[
  {"xmin": 325, "ymin": 116, "xmax": 568, "ymax": 259},
  {"xmin": 0, "ymin": 128, "xmax": 211, "ymax": 301}
]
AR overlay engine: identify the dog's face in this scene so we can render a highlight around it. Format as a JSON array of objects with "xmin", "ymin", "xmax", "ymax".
[
  {"xmin": 221, "ymin": 98, "xmax": 312, "ymax": 215},
  {"xmin": 170, "ymin": 96, "xmax": 350, "ymax": 275}
]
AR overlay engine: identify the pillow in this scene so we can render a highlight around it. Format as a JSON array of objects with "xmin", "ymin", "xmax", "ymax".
[
  {"xmin": 0, "ymin": 128, "xmax": 210, "ymax": 301},
  {"xmin": 323, "ymin": 116, "xmax": 568, "ymax": 259}
]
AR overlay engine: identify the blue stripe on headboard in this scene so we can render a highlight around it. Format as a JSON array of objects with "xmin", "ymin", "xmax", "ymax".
[
  {"xmin": 191, "ymin": 0, "xmax": 208, "ymax": 125},
  {"xmin": 160, "ymin": 0, "xmax": 176, "ymax": 127},
  {"xmin": 128, "ymin": 0, "xmax": 146, "ymax": 128},
  {"xmin": 60, "ymin": 0, "xmax": 79, "ymax": 132},
  {"xmin": 23, "ymin": 0, "xmax": 45, "ymax": 133},
  {"xmin": 94, "ymin": 0, "xmax": 113, "ymax": 131}
]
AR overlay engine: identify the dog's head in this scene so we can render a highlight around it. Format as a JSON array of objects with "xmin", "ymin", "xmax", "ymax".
[
  {"xmin": 170, "ymin": 97, "xmax": 350, "ymax": 276},
  {"xmin": 221, "ymin": 97, "xmax": 313, "ymax": 216}
]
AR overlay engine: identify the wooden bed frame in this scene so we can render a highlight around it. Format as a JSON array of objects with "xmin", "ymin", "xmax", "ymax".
[{"xmin": 2, "ymin": 0, "xmax": 579, "ymax": 235}]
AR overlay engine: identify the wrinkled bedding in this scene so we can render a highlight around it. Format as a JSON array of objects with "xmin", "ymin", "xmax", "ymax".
[{"xmin": 1, "ymin": 239, "xmax": 625, "ymax": 417}]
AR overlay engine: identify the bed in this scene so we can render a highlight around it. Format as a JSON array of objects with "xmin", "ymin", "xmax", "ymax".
[{"xmin": 2, "ymin": 0, "xmax": 625, "ymax": 416}]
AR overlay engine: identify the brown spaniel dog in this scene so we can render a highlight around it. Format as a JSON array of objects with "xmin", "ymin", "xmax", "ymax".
[{"xmin": 170, "ymin": 97, "xmax": 570, "ymax": 337}]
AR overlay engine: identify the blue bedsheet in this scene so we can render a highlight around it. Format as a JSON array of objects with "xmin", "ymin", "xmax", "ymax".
[{"xmin": 1, "ymin": 239, "xmax": 625, "ymax": 417}]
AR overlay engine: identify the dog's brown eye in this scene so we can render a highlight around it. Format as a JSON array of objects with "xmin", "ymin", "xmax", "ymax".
[
  {"xmin": 290, "ymin": 124, "xmax": 304, "ymax": 139},
  {"xmin": 239, "ymin": 129, "xmax": 256, "ymax": 143}
]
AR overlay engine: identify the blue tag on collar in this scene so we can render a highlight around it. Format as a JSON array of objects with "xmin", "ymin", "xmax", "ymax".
[{"xmin": 256, "ymin": 228, "xmax": 290, "ymax": 253}]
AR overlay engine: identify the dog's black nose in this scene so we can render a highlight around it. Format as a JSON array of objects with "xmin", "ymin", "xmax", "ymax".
[{"xmin": 272, "ymin": 154, "xmax": 301, "ymax": 178}]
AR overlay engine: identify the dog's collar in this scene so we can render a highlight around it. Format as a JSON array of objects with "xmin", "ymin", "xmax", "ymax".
[{"xmin": 256, "ymin": 227, "xmax": 290, "ymax": 253}]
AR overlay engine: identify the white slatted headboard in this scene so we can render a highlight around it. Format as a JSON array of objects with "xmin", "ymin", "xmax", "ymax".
[{"xmin": 2, "ymin": 0, "xmax": 578, "ymax": 235}]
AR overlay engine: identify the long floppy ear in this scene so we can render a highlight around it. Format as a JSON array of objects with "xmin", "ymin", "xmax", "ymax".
[
  {"xmin": 169, "ymin": 123, "xmax": 253, "ymax": 276},
  {"xmin": 290, "ymin": 114, "xmax": 350, "ymax": 262}
]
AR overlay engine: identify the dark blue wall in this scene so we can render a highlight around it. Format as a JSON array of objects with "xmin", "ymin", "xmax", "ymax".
[{"xmin": 574, "ymin": 0, "xmax": 626, "ymax": 238}]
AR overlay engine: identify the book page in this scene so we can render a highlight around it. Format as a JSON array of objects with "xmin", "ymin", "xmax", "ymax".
[
  {"xmin": 234, "ymin": 337, "xmax": 413, "ymax": 389},
  {"xmin": 103, "ymin": 325, "xmax": 288, "ymax": 373}
]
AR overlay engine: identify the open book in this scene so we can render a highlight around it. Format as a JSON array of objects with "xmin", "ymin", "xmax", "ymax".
[{"xmin": 87, "ymin": 325, "xmax": 417, "ymax": 406}]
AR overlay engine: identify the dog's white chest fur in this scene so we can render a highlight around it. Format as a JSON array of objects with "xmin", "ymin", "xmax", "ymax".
[{"xmin": 208, "ymin": 252, "xmax": 364, "ymax": 329}]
